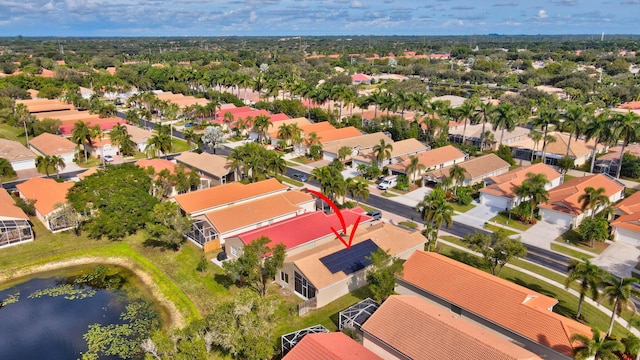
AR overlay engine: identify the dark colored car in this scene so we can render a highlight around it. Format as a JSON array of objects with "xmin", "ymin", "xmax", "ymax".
[
  {"xmin": 292, "ymin": 173, "xmax": 308, "ymax": 182},
  {"xmin": 366, "ymin": 210, "xmax": 382, "ymax": 221}
]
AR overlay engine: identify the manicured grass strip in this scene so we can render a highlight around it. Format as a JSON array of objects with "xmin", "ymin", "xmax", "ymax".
[
  {"xmin": 483, "ymin": 223, "xmax": 518, "ymax": 236},
  {"xmin": 488, "ymin": 213, "xmax": 533, "ymax": 231},
  {"xmin": 551, "ymin": 243, "xmax": 594, "ymax": 260},
  {"xmin": 379, "ymin": 191, "xmax": 397, "ymax": 198},
  {"xmin": 555, "ymin": 230, "xmax": 606, "ymax": 255},
  {"xmin": 450, "ymin": 202, "xmax": 475, "ymax": 213}
]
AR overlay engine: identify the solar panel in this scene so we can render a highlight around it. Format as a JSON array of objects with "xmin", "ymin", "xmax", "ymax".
[{"xmin": 320, "ymin": 239, "xmax": 379, "ymax": 275}]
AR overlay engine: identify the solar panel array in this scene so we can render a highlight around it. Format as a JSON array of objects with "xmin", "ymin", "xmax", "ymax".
[{"xmin": 319, "ymin": 239, "xmax": 379, "ymax": 275}]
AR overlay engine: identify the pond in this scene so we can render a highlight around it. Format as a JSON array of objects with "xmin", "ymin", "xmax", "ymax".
[{"xmin": 0, "ymin": 265, "xmax": 166, "ymax": 360}]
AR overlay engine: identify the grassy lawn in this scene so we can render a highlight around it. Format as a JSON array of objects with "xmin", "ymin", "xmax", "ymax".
[
  {"xmin": 626, "ymin": 187, "xmax": 638, "ymax": 197},
  {"xmin": 290, "ymin": 156, "xmax": 315, "ymax": 165},
  {"xmin": 483, "ymin": 223, "xmax": 518, "ymax": 236},
  {"xmin": 278, "ymin": 174, "xmax": 303, "ymax": 187},
  {"xmin": 488, "ymin": 212, "xmax": 533, "ymax": 232},
  {"xmin": 550, "ymin": 243, "xmax": 595, "ymax": 260},
  {"xmin": 171, "ymin": 138, "xmax": 192, "ymax": 153},
  {"xmin": 398, "ymin": 221, "xmax": 419, "ymax": 229},
  {"xmin": 0, "ymin": 124, "xmax": 25, "ymax": 144},
  {"xmin": 555, "ymin": 230, "xmax": 608, "ymax": 255},
  {"xmin": 449, "ymin": 201, "xmax": 475, "ymax": 213},
  {"xmin": 564, "ymin": 174, "xmax": 576, "ymax": 182},
  {"xmin": 379, "ymin": 191, "xmax": 397, "ymax": 198}
]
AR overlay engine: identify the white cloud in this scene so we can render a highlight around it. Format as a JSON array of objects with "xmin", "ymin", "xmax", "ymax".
[
  {"xmin": 350, "ymin": 0, "xmax": 362, "ymax": 8},
  {"xmin": 249, "ymin": 11, "xmax": 257, "ymax": 22},
  {"xmin": 537, "ymin": 9, "xmax": 548, "ymax": 19},
  {"xmin": 43, "ymin": 1, "xmax": 54, "ymax": 11}
]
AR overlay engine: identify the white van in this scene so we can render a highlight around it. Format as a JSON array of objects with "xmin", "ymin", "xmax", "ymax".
[{"xmin": 377, "ymin": 175, "xmax": 398, "ymax": 190}]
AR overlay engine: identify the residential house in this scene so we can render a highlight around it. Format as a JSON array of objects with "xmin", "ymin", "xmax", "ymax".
[
  {"xmin": 174, "ymin": 151, "xmax": 234, "ymax": 188},
  {"xmin": 352, "ymin": 138, "xmax": 429, "ymax": 168},
  {"xmin": 28, "ymin": 133, "xmax": 76, "ymax": 164},
  {"xmin": 387, "ymin": 145, "xmax": 467, "ymax": 181},
  {"xmin": 58, "ymin": 118, "xmax": 124, "ymax": 137},
  {"xmin": 224, "ymin": 208, "xmax": 371, "ymax": 260},
  {"xmin": 479, "ymin": 163, "xmax": 562, "ymax": 211},
  {"xmin": 396, "ymin": 251, "xmax": 591, "ymax": 359},
  {"xmin": 284, "ymin": 332, "xmax": 382, "ymax": 360},
  {"xmin": 16, "ymin": 178, "xmax": 76, "ymax": 232},
  {"xmin": 135, "ymin": 158, "xmax": 194, "ymax": 196},
  {"xmin": 0, "ymin": 138, "xmax": 36, "ymax": 171},
  {"xmin": 449, "ymin": 124, "xmax": 530, "ymax": 151},
  {"xmin": 423, "ymin": 153, "xmax": 510, "ymax": 186},
  {"xmin": 593, "ymin": 144, "xmax": 640, "ymax": 177},
  {"xmin": 510, "ymin": 131, "xmax": 605, "ymax": 167},
  {"xmin": 361, "ymin": 295, "xmax": 542, "ymax": 360},
  {"xmin": 124, "ymin": 125, "xmax": 153, "ymax": 153},
  {"xmin": 351, "ymin": 73, "xmax": 371, "ymax": 85},
  {"xmin": 539, "ymin": 174, "xmax": 624, "ymax": 228},
  {"xmin": 0, "ymin": 189, "xmax": 34, "ymax": 248},
  {"xmin": 16, "ymin": 99, "xmax": 73, "ymax": 114},
  {"xmin": 279, "ymin": 222, "xmax": 425, "ymax": 309},
  {"xmin": 612, "ymin": 191, "xmax": 640, "ymax": 246},
  {"xmin": 268, "ymin": 117, "xmax": 313, "ymax": 145},
  {"xmin": 322, "ymin": 132, "xmax": 392, "ymax": 163}
]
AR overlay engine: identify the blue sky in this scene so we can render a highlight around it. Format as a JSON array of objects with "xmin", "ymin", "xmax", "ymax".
[{"xmin": 0, "ymin": 0, "xmax": 638, "ymax": 37}]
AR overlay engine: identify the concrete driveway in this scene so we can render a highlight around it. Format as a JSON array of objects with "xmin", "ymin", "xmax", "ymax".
[
  {"xmin": 452, "ymin": 202, "xmax": 500, "ymax": 229},
  {"xmin": 517, "ymin": 221, "xmax": 567, "ymax": 249},
  {"xmin": 592, "ymin": 242, "xmax": 640, "ymax": 278},
  {"xmin": 391, "ymin": 187, "xmax": 432, "ymax": 207}
]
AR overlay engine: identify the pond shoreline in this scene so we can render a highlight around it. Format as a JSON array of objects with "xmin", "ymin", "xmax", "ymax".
[{"xmin": 0, "ymin": 256, "xmax": 184, "ymax": 328}]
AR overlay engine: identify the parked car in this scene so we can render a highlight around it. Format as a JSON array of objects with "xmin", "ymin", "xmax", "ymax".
[
  {"xmin": 377, "ymin": 175, "xmax": 398, "ymax": 190},
  {"xmin": 366, "ymin": 210, "xmax": 382, "ymax": 221},
  {"xmin": 292, "ymin": 173, "xmax": 308, "ymax": 182},
  {"xmin": 103, "ymin": 155, "xmax": 114, "ymax": 162},
  {"xmin": 184, "ymin": 122, "xmax": 193, "ymax": 128}
]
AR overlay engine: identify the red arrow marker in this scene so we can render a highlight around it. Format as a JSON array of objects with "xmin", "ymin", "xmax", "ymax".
[{"xmin": 307, "ymin": 189, "xmax": 361, "ymax": 249}]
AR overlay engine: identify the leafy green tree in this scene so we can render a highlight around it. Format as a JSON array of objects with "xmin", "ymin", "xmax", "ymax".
[
  {"xmin": 145, "ymin": 201, "xmax": 193, "ymax": 251},
  {"xmin": 600, "ymin": 274, "xmax": 640, "ymax": 337},
  {"xmin": 67, "ymin": 163, "xmax": 159, "ymax": 240},
  {"xmin": 492, "ymin": 102, "xmax": 518, "ymax": 145},
  {"xmin": 495, "ymin": 144, "xmax": 515, "ymax": 166},
  {"xmin": 366, "ymin": 248, "xmax": 403, "ymax": 303},
  {"xmin": 565, "ymin": 258, "xmax": 605, "ymax": 320},
  {"xmin": 557, "ymin": 156, "xmax": 575, "ymax": 175},
  {"xmin": 222, "ymin": 236, "xmax": 286, "ymax": 297},
  {"xmin": 579, "ymin": 217, "xmax": 610, "ymax": 248},
  {"xmin": 533, "ymin": 108, "xmax": 560, "ymax": 164},
  {"xmin": 0, "ymin": 157, "xmax": 16, "ymax": 177},
  {"xmin": 570, "ymin": 328, "xmax": 624, "ymax": 360},
  {"xmin": 145, "ymin": 132, "xmax": 172, "ymax": 158},
  {"xmin": 462, "ymin": 230, "xmax": 527, "ymax": 276}
]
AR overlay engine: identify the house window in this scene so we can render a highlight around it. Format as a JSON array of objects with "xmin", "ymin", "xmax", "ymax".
[
  {"xmin": 230, "ymin": 246, "xmax": 238, "ymax": 257},
  {"xmin": 294, "ymin": 271, "xmax": 316, "ymax": 299},
  {"xmin": 280, "ymin": 271, "xmax": 289, "ymax": 284}
]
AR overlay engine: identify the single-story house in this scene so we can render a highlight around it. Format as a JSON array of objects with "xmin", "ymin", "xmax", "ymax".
[
  {"xmin": 0, "ymin": 189, "xmax": 34, "ymax": 248},
  {"xmin": 510, "ymin": 131, "xmax": 606, "ymax": 167},
  {"xmin": 224, "ymin": 208, "xmax": 371, "ymax": 260},
  {"xmin": 448, "ymin": 124, "xmax": 530, "ymax": 151},
  {"xmin": 28, "ymin": 133, "xmax": 76, "ymax": 164},
  {"xmin": 612, "ymin": 191, "xmax": 640, "ymax": 246},
  {"xmin": 479, "ymin": 163, "xmax": 562, "ymax": 211},
  {"xmin": 396, "ymin": 251, "xmax": 591, "ymax": 359},
  {"xmin": 15, "ymin": 178, "xmax": 77, "ymax": 233},
  {"xmin": 387, "ymin": 145, "xmax": 467, "ymax": 181},
  {"xmin": 351, "ymin": 73, "xmax": 371, "ymax": 85},
  {"xmin": 322, "ymin": 132, "xmax": 392, "ymax": 163},
  {"xmin": 174, "ymin": 178, "xmax": 289, "ymax": 217},
  {"xmin": 361, "ymin": 295, "xmax": 541, "ymax": 360},
  {"xmin": 174, "ymin": 151, "xmax": 234, "ymax": 188},
  {"xmin": 593, "ymin": 144, "xmax": 640, "ymax": 177},
  {"xmin": 423, "ymin": 153, "xmax": 510, "ymax": 186},
  {"xmin": 278, "ymin": 222, "xmax": 425, "ymax": 309},
  {"xmin": 0, "ymin": 138, "xmax": 36, "ymax": 171},
  {"xmin": 16, "ymin": 99, "xmax": 74, "ymax": 114},
  {"xmin": 125, "ymin": 124, "xmax": 153, "ymax": 153},
  {"xmin": 59, "ymin": 118, "xmax": 124, "ymax": 137},
  {"xmin": 284, "ymin": 332, "xmax": 381, "ymax": 360},
  {"xmin": 539, "ymin": 174, "xmax": 625, "ymax": 228},
  {"xmin": 352, "ymin": 138, "xmax": 429, "ymax": 167},
  {"xmin": 189, "ymin": 190, "xmax": 315, "ymax": 252},
  {"xmin": 267, "ymin": 117, "xmax": 313, "ymax": 145}
]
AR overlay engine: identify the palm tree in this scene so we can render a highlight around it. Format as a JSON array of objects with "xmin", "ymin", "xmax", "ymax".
[
  {"xmin": 372, "ymin": 139, "xmax": 393, "ymax": 168},
  {"xmin": 533, "ymin": 108, "xmax": 560, "ymax": 164},
  {"xmin": 513, "ymin": 173, "xmax": 549, "ymax": 222},
  {"xmin": 305, "ymin": 131, "xmax": 322, "ymax": 147},
  {"xmin": 350, "ymin": 179, "xmax": 370, "ymax": 205},
  {"xmin": 565, "ymin": 259, "xmax": 604, "ymax": 319},
  {"xmin": 13, "ymin": 103, "xmax": 32, "ymax": 145},
  {"xmin": 405, "ymin": 155, "xmax": 426, "ymax": 183},
  {"xmin": 418, "ymin": 197, "xmax": 454, "ymax": 249},
  {"xmin": 253, "ymin": 114, "xmax": 272, "ymax": 144},
  {"xmin": 584, "ymin": 111, "xmax": 613, "ymax": 173},
  {"xmin": 35, "ymin": 155, "xmax": 54, "ymax": 177},
  {"xmin": 561, "ymin": 105, "xmax": 586, "ymax": 158},
  {"xmin": 472, "ymin": 101, "xmax": 495, "ymax": 151},
  {"xmin": 449, "ymin": 164, "xmax": 467, "ymax": 196},
  {"xmin": 611, "ymin": 111, "xmax": 640, "ymax": 178},
  {"xmin": 71, "ymin": 120, "xmax": 93, "ymax": 162},
  {"xmin": 337, "ymin": 146, "xmax": 352, "ymax": 163},
  {"xmin": 578, "ymin": 187, "xmax": 610, "ymax": 220},
  {"xmin": 182, "ymin": 128, "xmax": 197, "ymax": 149},
  {"xmin": 145, "ymin": 133, "xmax": 172, "ymax": 158},
  {"xmin": 267, "ymin": 152, "xmax": 286, "ymax": 179},
  {"xmin": 600, "ymin": 274, "xmax": 640, "ymax": 337},
  {"xmin": 456, "ymin": 100, "xmax": 476, "ymax": 146},
  {"xmin": 492, "ymin": 103, "xmax": 518, "ymax": 145},
  {"xmin": 310, "ymin": 166, "xmax": 345, "ymax": 205},
  {"xmin": 50, "ymin": 155, "xmax": 65, "ymax": 178},
  {"xmin": 528, "ymin": 130, "xmax": 543, "ymax": 162},
  {"xmin": 570, "ymin": 328, "xmax": 624, "ymax": 360}
]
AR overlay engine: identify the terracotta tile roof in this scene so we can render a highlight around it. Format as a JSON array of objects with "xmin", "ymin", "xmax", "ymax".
[
  {"xmin": 16, "ymin": 177, "xmax": 74, "ymax": 216},
  {"xmin": 0, "ymin": 138, "xmax": 36, "ymax": 162},
  {"xmin": 29, "ymin": 133, "xmax": 76, "ymax": 156},
  {"xmin": 174, "ymin": 178, "xmax": 289, "ymax": 214},
  {"xmin": 204, "ymin": 190, "xmax": 313, "ymax": 234},
  {"xmin": 322, "ymin": 132, "xmax": 391, "ymax": 154},
  {"xmin": 362, "ymin": 296, "xmax": 542, "ymax": 360},
  {"xmin": 174, "ymin": 151, "xmax": 231, "ymax": 178},
  {"xmin": 308, "ymin": 127, "xmax": 364, "ymax": 145},
  {"xmin": 0, "ymin": 189, "xmax": 29, "ymax": 220},
  {"xmin": 59, "ymin": 118, "xmax": 124, "ymax": 136},
  {"xmin": 448, "ymin": 124, "xmax": 530, "ymax": 141},
  {"xmin": 539, "ymin": 174, "xmax": 624, "ymax": 215},
  {"xmin": 480, "ymin": 163, "xmax": 562, "ymax": 199},
  {"xmin": 135, "ymin": 158, "xmax": 179, "ymax": 175},
  {"xmin": 124, "ymin": 125, "xmax": 153, "ymax": 144},
  {"xmin": 287, "ymin": 223, "xmax": 425, "ymax": 290},
  {"xmin": 300, "ymin": 122, "xmax": 336, "ymax": 136},
  {"xmin": 598, "ymin": 144, "xmax": 640, "ymax": 161},
  {"xmin": 425, "ymin": 154, "xmax": 510, "ymax": 181},
  {"xmin": 388, "ymin": 145, "xmax": 466, "ymax": 173},
  {"xmin": 356, "ymin": 138, "xmax": 427, "ymax": 162},
  {"xmin": 284, "ymin": 332, "xmax": 381, "ymax": 360},
  {"xmin": 235, "ymin": 208, "xmax": 370, "ymax": 250},
  {"xmin": 34, "ymin": 110, "xmax": 99, "ymax": 121},
  {"xmin": 400, "ymin": 251, "xmax": 591, "ymax": 357},
  {"xmin": 77, "ymin": 167, "xmax": 99, "ymax": 180},
  {"xmin": 351, "ymin": 73, "xmax": 371, "ymax": 82},
  {"xmin": 268, "ymin": 118, "xmax": 313, "ymax": 137},
  {"xmin": 620, "ymin": 101, "xmax": 640, "ymax": 110},
  {"xmin": 16, "ymin": 99, "xmax": 73, "ymax": 113},
  {"xmin": 510, "ymin": 131, "xmax": 603, "ymax": 159},
  {"xmin": 613, "ymin": 191, "xmax": 640, "ymax": 233}
]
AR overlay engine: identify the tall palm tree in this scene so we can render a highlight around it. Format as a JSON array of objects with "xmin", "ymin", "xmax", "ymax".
[
  {"xmin": 368, "ymin": 90, "xmax": 385, "ymax": 120},
  {"xmin": 405, "ymin": 155, "xmax": 426, "ymax": 183},
  {"xmin": 310, "ymin": 166, "xmax": 345, "ymax": 205},
  {"xmin": 50, "ymin": 155, "xmax": 65, "ymax": 178},
  {"xmin": 337, "ymin": 146, "xmax": 352, "ymax": 163},
  {"xmin": 35, "ymin": 155, "xmax": 54, "ymax": 177},
  {"xmin": 351, "ymin": 179, "xmax": 370, "ymax": 205},
  {"xmin": 513, "ymin": 173, "xmax": 549, "ymax": 222},
  {"xmin": 456, "ymin": 100, "xmax": 476, "ymax": 146},
  {"xmin": 561, "ymin": 105, "xmax": 586, "ymax": 159},
  {"xmin": 528, "ymin": 130, "xmax": 543, "ymax": 162},
  {"xmin": 600, "ymin": 274, "xmax": 640, "ymax": 337},
  {"xmin": 372, "ymin": 139, "xmax": 393, "ymax": 168},
  {"xmin": 417, "ymin": 197, "xmax": 454, "ymax": 249},
  {"xmin": 182, "ymin": 128, "xmax": 197, "ymax": 149},
  {"xmin": 533, "ymin": 108, "xmax": 560, "ymax": 164},
  {"xmin": 570, "ymin": 328, "xmax": 624, "ymax": 360},
  {"xmin": 472, "ymin": 101, "xmax": 495, "ymax": 151},
  {"xmin": 145, "ymin": 133, "xmax": 172, "ymax": 158},
  {"xmin": 71, "ymin": 120, "xmax": 92, "ymax": 162},
  {"xmin": 584, "ymin": 111, "xmax": 613, "ymax": 174},
  {"xmin": 267, "ymin": 152, "xmax": 286, "ymax": 179},
  {"xmin": 565, "ymin": 259, "xmax": 604, "ymax": 319},
  {"xmin": 611, "ymin": 111, "xmax": 640, "ymax": 178},
  {"xmin": 492, "ymin": 103, "xmax": 518, "ymax": 145},
  {"xmin": 578, "ymin": 187, "xmax": 610, "ymax": 220},
  {"xmin": 13, "ymin": 103, "xmax": 32, "ymax": 145},
  {"xmin": 253, "ymin": 114, "xmax": 272, "ymax": 144},
  {"xmin": 449, "ymin": 164, "xmax": 467, "ymax": 196}
]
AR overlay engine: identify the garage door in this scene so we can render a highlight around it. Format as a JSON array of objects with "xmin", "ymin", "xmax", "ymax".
[
  {"xmin": 480, "ymin": 193, "xmax": 508, "ymax": 210},
  {"xmin": 541, "ymin": 210, "xmax": 572, "ymax": 228}
]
